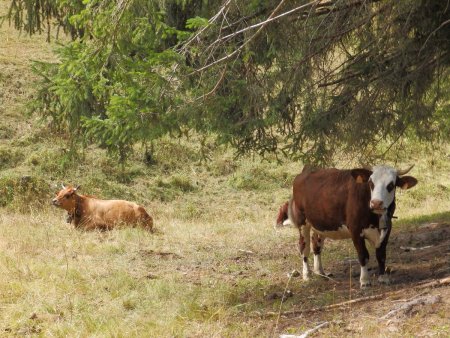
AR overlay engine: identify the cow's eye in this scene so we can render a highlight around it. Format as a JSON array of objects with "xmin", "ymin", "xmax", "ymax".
[
  {"xmin": 368, "ymin": 179, "xmax": 374, "ymax": 190},
  {"xmin": 386, "ymin": 181, "xmax": 394, "ymax": 192}
]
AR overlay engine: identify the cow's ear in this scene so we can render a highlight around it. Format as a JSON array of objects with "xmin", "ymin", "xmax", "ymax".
[
  {"xmin": 351, "ymin": 169, "xmax": 372, "ymax": 183},
  {"xmin": 396, "ymin": 176, "xmax": 418, "ymax": 190}
]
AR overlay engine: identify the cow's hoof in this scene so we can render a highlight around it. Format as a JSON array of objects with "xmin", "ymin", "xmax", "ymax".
[
  {"xmin": 302, "ymin": 267, "xmax": 311, "ymax": 281},
  {"xmin": 378, "ymin": 274, "xmax": 391, "ymax": 285},
  {"xmin": 360, "ymin": 280, "xmax": 372, "ymax": 288}
]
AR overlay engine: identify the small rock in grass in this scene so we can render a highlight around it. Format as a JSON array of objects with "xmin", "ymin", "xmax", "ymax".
[{"xmin": 288, "ymin": 269, "xmax": 301, "ymax": 278}]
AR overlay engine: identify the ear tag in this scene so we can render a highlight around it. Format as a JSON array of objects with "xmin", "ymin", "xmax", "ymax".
[{"xmin": 356, "ymin": 175, "xmax": 364, "ymax": 184}]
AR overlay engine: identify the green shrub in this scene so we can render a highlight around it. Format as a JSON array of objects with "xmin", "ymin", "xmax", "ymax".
[
  {"xmin": 0, "ymin": 146, "xmax": 24, "ymax": 169},
  {"xmin": 228, "ymin": 163, "xmax": 291, "ymax": 191},
  {"xmin": 0, "ymin": 124, "xmax": 15, "ymax": 139},
  {"xmin": 81, "ymin": 176, "xmax": 137, "ymax": 201},
  {"xmin": 26, "ymin": 148, "xmax": 76, "ymax": 175},
  {"xmin": 153, "ymin": 140, "xmax": 201, "ymax": 172},
  {"xmin": 0, "ymin": 174, "xmax": 51, "ymax": 209},
  {"xmin": 207, "ymin": 157, "xmax": 238, "ymax": 177},
  {"xmin": 97, "ymin": 157, "xmax": 145, "ymax": 184},
  {"xmin": 147, "ymin": 174, "xmax": 197, "ymax": 202}
]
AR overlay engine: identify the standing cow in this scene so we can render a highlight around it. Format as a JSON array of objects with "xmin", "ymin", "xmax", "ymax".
[
  {"xmin": 288, "ymin": 165, "xmax": 417, "ymax": 287},
  {"xmin": 52, "ymin": 185, "xmax": 154, "ymax": 231}
]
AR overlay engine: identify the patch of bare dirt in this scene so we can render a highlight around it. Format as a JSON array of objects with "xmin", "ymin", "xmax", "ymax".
[{"xmin": 275, "ymin": 222, "xmax": 450, "ymax": 337}]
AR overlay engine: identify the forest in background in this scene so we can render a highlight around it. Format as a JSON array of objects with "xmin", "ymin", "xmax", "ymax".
[{"xmin": 2, "ymin": 0, "xmax": 449, "ymax": 164}]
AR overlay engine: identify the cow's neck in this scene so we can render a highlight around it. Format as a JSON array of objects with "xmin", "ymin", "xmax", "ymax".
[
  {"xmin": 71, "ymin": 194, "xmax": 85, "ymax": 225},
  {"xmin": 378, "ymin": 199, "xmax": 396, "ymax": 230}
]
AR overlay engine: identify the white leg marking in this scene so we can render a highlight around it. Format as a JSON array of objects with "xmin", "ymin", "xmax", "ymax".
[
  {"xmin": 360, "ymin": 265, "xmax": 371, "ymax": 288},
  {"xmin": 302, "ymin": 259, "xmax": 311, "ymax": 281},
  {"xmin": 313, "ymin": 254, "xmax": 325, "ymax": 275},
  {"xmin": 301, "ymin": 224, "xmax": 311, "ymax": 281},
  {"xmin": 282, "ymin": 219, "xmax": 293, "ymax": 227}
]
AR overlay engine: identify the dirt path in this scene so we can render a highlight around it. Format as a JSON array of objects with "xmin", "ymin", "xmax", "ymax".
[{"xmin": 274, "ymin": 222, "xmax": 450, "ymax": 337}]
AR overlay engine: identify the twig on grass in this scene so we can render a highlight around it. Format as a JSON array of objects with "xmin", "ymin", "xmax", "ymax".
[
  {"xmin": 264, "ymin": 276, "xmax": 450, "ymax": 318},
  {"xmin": 400, "ymin": 245, "xmax": 433, "ymax": 252},
  {"xmin": 280, "ymin": 321, "xmax": 329, "ymax": 338},
  {"xmin": 273, "ymin": 272, "xmax": 294, "ymax": 334},
  {"xmin": 380, "ymin": 294, "xmax": 442, "ymax": 320}
]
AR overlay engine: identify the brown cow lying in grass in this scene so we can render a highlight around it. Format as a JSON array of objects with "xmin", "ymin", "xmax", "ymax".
[{"xmin": 52, "ymin": 185, "xmax": 153, "ymax": 231}]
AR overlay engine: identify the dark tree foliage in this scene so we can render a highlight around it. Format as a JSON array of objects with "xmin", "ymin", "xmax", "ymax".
[
  {"xmin": 3, "ymin": 0, "xmax": 450, "ymax": 164},
  {"xmin": 4, "ymin": 0, "xmax": 85, "ymax": 41},
  {"xmin": 184, "ymin": 0, "xmax": 450, "ymax": 164},
  {"xmin": 3, "ymin": 0, "xmax": 218, "ymax": 162}
]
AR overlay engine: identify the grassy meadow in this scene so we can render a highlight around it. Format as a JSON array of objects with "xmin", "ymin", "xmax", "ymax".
[{"xmin": 1, "ymin": 1, "xmax": 450, "ymax": 336}]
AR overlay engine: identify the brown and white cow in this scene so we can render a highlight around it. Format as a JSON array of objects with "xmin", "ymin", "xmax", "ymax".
[
  {"xmin": 288, "ymin": 165, "xmax": 417, "ymax": 287},
  {"xmin": 52, "ymin": 185, "xmax": 154, "ymax": 231}
]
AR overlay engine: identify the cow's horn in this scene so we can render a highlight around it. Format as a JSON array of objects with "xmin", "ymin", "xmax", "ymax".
[
  {"xmin": 74, "ymin": 185, "xmax": 81, "ymax": 191},
  {"xmin": 397, "ymin": 164, "xmax": 414, "ymax": 176},
  {"xmin": 61, "ymin": 183, "xmax": 66, "ymax": 189}
]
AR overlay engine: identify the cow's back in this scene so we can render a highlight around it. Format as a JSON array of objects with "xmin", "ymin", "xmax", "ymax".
[
  {"xmin": 293, "ymin": 168, "xmax": 354, "ymax": 231},
  {"xmin": 83, "ymin": 198, "xmax": 152, "ymax": 229}
]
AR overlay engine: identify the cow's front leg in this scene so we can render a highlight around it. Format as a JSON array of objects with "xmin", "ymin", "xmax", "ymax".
[
  {"xmin": 311, "ymin": 232, "xmax": 325, "ymax": 275},
  {"xmin": 376, "ymin": 227, "xmax": 391, "ymax": 285},
  {"xmin": 352, "ymin": 233, "xmax": 371, "ymax": 288},
  {"xmin": 298, "ymin": 224, "xmax": 311, "ymax": 280}
]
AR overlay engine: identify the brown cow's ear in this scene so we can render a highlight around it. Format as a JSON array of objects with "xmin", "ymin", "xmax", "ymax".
[
  {"xmin": 396, "ymin": 176, "xmax": 418, "ymax": 190},
  {"xmin": 351, "ymin": 169, "xmax": 372, "ymax": 183}
]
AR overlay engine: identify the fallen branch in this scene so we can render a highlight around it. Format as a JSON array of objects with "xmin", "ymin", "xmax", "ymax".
[
  {"xmin": 280, "ymin": 321, "xmax": 329, "ymax": 338},
  {"xmin": 264, "ymin": 276, "xmax": 450, "ymax": 318},
  {"xmin": 238, "ymin": 249, "xmax": 255, "ymax": 255},
  {"xmin": 380, "ymin": 294, "xmax": 441, "ymax": 320},
  {"xmin": 400, "ymin": 245, "xmax": 433, "ymax": 252}
]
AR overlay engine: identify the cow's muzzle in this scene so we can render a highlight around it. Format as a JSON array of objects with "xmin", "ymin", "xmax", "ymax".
[
  {"xmin": 370, "ymin": 199, "xmax": 383, "ymax": 210},
  {"xmin": 52, "ymin": 198, "xmax": 60, "ymax": 206},
  {"xmin": 370, "ymin": 199, "xmax": 387, "ymax": 214}
]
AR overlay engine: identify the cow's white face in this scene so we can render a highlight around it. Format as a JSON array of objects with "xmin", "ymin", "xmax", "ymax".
[{"xmin": 368, "ymin": 166, "xmax": 398, "ymax": 214}]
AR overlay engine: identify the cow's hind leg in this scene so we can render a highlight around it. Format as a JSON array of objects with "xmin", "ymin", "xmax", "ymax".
[
  {"xmin": 289, "ymin": 201, "xmax": 311, "ymax": 281},
  {"xmin": 311, "ymin": 232, "xmax": 325, "ymax": 276},
  {"xmin": 351, "ymin": 232, "xmax": 371, "ymax": 288},
  {"xmin": 299, "ymin": 223, "xmax": 312, "ymax": 280}
]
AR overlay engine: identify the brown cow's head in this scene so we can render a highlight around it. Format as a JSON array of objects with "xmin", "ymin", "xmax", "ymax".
[
  {"xmin": 351, "ymin": 165, "xmax": 418, "ymax": 214},
  {"xmin": 52, "ymin": 184, "xmax": 80, "ymax": 211}
]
